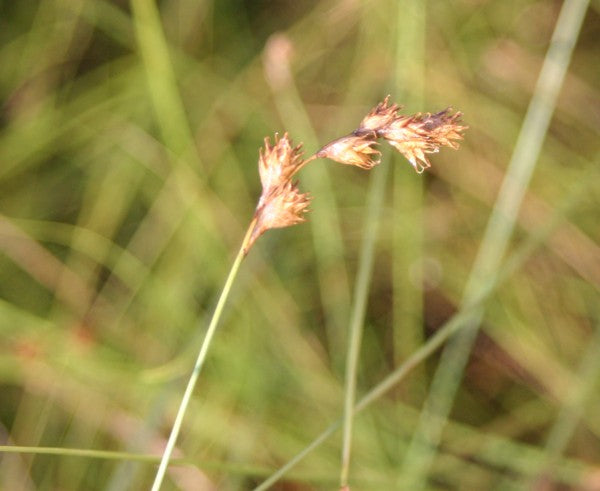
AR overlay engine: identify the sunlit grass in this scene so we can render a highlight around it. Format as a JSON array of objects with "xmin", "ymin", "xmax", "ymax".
[{"xmin": 1, "ymin": 1, "xmax": 598, "ymax": 490}]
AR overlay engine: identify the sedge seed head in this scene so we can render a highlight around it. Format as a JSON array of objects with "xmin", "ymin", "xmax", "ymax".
[
  {"xmin": 378, "ymin": 108, "xmax": 467, "ymax": 173},
  {"xmin": 244, "ymin": 98, "xmax": 466, "ymax": 254},
  {"xmin": 245, "ymin": 133, "xmax": 310, "ymax": 254},
  {"xmin": 357, "ymin": 95, "xmax": 401, "ymax": 133},
  {"xmin": 258, "ymin": 132, "xmax": 304, "ymax": 204},
  {"xmin": 316, "ymin": 133, "xmax": 381, "ymax": 169},
  {"xmin": 246, "ymin": 181, "xmax": 310, "ymax": 253}
]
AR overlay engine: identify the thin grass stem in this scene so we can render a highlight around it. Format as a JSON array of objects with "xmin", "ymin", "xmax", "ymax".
[
  {"xmin": 130, "ymin": 0, "xmax": 196, "ymax": 160},
  {"xmin": 339, "ymin": 158, "xmax": 390, "ymax": 488},
  {"xmin": 0, "ymin": 445, "xmax": 163, "ymax": 463},
  {"xmin": 151, "ymin": 219, "xmax": 255, "ymax": 491}
]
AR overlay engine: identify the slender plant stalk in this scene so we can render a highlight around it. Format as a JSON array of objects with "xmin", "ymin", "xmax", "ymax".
[
  {"xmin": 151, "ymin": 219, "xmax": 256, "ymax": 491},
  {"xmin": 0, "ymin": 445, "xmax": 164, "ymax": 463},
  {"xmin": 340, "ymin": 159, "xmax": 389, "ymax": 488}
]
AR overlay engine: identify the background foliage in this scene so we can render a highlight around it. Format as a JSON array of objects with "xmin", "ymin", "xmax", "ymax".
[{"xmin": 0, "ymin": 0, "xmax": 599, "ymax": 489}]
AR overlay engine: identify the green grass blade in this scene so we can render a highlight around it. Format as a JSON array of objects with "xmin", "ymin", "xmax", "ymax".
[
  {"xmin": 130, "ymin": 0, "xmax": 196, "ymax": 161},
  {"xmin": 339, "ymin": 158, "xmax": 390, "ymax": 487},
  {"xmin": 150, "ymin": 227, "xmax": 250, "ymax": 490}
]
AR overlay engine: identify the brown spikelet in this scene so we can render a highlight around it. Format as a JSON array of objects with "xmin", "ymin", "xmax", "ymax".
[
  {"xmin": 257, "ymin": 132, "xmax": 304, "ymax": 205},
  {"xmin": 357, "ymin": 95, "xmax": 401, "ymax": 134},
  {"xmin": 378, "ymin": 108, "xmax": 467, "ymax": 173},
  {"xmin": 245, "ymin": 133, "xmax": 310, "ymax": 254},
  {"xmin": 244, "ymin": 97, "xmax": 466, "ymax": 254},
  {"xmin": 246, "ymin": 181, "xmax": 310, "ymax": 254},
  {"xmin": 316, "ymin": 133, "xmax": 381, "ymax": 169}
]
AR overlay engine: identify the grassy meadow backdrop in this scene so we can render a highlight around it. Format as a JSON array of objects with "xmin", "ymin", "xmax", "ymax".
[{"xmin": 1, "ymin": 0, "xmax": 599, "ymax": 489}]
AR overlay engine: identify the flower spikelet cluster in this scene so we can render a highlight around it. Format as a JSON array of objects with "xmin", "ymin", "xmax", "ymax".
[
  {"xmin": 316, "ymin": 133, "xmax": 380, "ymax": 169},
  {"xmin": 246, "ymin": 133, "xmax": 310, "ymax": 254},
  {"xmin": 318, "ymin": 95, "xmax": 467, "ymax": 174},
  {"xmin": 375, "ymin": 108, "xmax": 466, "ymax": 173},
  {"xmin": 357, "ymin": 95, "xmax": 401, "ymax": 133},
  {"xmin": 244, "ymin": 97, "xmax": 466, "ymax": 254}
]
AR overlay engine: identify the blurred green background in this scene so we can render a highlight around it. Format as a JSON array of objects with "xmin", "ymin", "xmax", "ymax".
[{"xmin": 1, "ymin": 0, "xmax": 599, "ymax": 489}]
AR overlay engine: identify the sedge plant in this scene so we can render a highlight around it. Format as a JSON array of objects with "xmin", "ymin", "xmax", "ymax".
[{"xmin": 151, "ymin": 97, "xmax": 467, "ymax": 490}]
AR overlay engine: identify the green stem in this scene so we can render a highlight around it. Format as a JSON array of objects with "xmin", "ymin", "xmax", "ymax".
[
  {"xmin": 339, "ymin": 159, "xmax": 389, "ymax": 488},
  {"xmin": 151, "ymin": 220, "xmax": 255, "ymax": 490}
]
